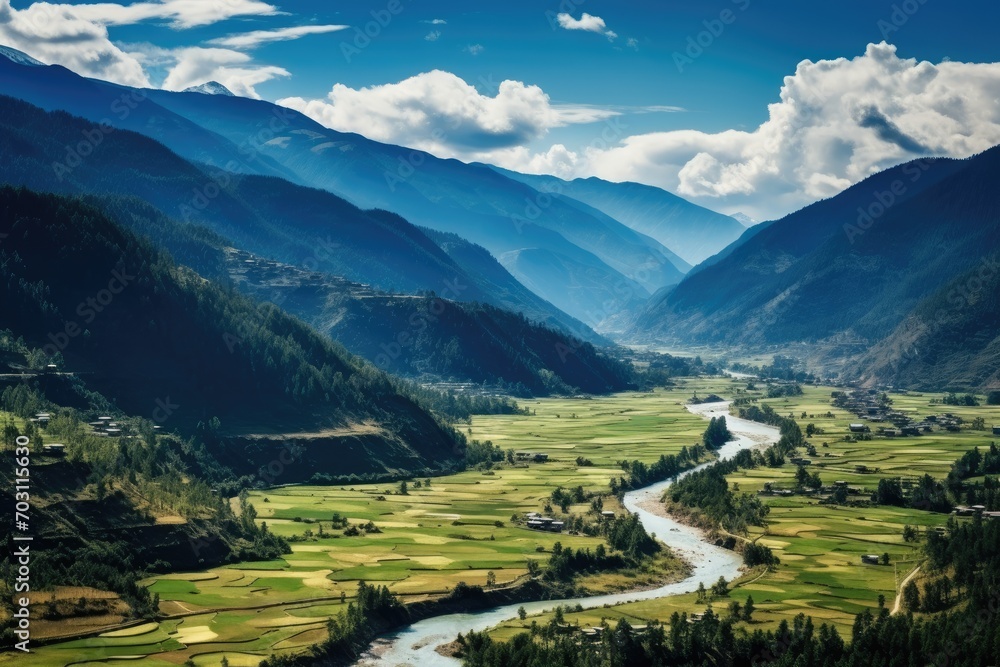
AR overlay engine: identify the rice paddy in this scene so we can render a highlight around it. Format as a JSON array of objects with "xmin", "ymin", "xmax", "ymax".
[{"xmin": 10, "ymin": 380, "xmax": 998, "ymax": 664}]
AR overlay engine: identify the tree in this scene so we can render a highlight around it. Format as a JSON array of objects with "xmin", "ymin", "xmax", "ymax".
[
  {"xmin": 696, "ymin": 581, "xmax": 707, "ymax": 602},
  {"xmin": 526, "ymin": 559, "xmax": 540, "ymax": 577},
  {"xmin": 398, "ymin": 480, "xmax": 408, "ymax": 495},
  {"xmin": 486, "ymin": 571, "xmax": 497, "ymax": 588},
  {"xmin": 221, "ymin": 657, "xmax": 230, "ymax": 667},
  {"xmin": 902, "ymin": 581, "xmax": 921, "ymax": 611},
  {"xmin": 518, "ymin": 606, "xmax": 527, "ymax": 621},
  {"xmin": 742, "ymin": 595, "xmax": 755, "ymax": 622},
  {"xmin": 703, "ymin": 416, "xmax": 733, "ymax": 449},
  {"xmin": 712, "ymin": 576, "xmax": 729, "ymax": 597},
  {"xmin": 728, "ymin": 600, "xmax": 742, "ymax": 620},
  {"xmin": 902, "ymin": 525, "xmax": 919, "ymax": 542},
  {"xmin": 880, "ymin": 552, "xmax": 890, "ymax": 566}
]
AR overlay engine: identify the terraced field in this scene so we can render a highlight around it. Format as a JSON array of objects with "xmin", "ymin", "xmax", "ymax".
[
  {"xmin": 15, "ymin": 381, "xmax": 997, "ymax": 664},
  {"xmin": 494, "ymin": 384, "xmax": 999, "ymax": 638},
  {"xmin": 10, "ymin": 384, "xmax": 716, "ymax": 666}
]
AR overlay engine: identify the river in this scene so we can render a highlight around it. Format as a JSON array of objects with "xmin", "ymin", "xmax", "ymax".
[{"xmin": 358, "ymin": 401, "xmax": 779, "ymax": 666}]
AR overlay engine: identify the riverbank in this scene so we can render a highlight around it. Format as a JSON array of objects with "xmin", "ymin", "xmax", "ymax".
[{"xmin": 359, "ymin": 399, "xmax": 780, "ymax": 666}]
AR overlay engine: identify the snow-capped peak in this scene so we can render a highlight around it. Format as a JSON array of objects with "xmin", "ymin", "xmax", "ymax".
[
  {"xmin": 182, "ymin": 81, "xmax": 236, "ymax": 97},
  {"xmin": 0, "ymin": 45, "xmax": 45, "ymax": 67}
]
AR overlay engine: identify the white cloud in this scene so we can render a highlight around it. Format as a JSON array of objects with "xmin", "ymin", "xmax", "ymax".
[
  {"xmin": 422, "ymin": 18, "xmax": 446, "ymax": 25},
  {"xmin": 556, "ymin": 12, "xmax": 616, "ymax": 40},
  {"xmin": 424, "ymin": 30, "xmax": 441, "ymax": 42},
  {"xmin": 161, "ymin": 47, "xmax": 289, "ymax": 98},
  {"xmin": 464, "ymin": 43, "xmax": 484, "ymax": 56},
  {"xmin": 626, "ymin": 37, "xmax": 638, "ymax": 51},
  {"xmin": 0, "ymin": 0, "xmax": 149, "ymax": 85},
  {"xmin": 63, "ymin": 0, "xmax": 283, "ymax": 29},
  {"xmin": 207, "ymin": 25, "xmax": 348, "ymax": 50},
  {"xmin": 278, "ymin": 70, "xmax": 618, "ymax": 155},
  {"xmin": 0, "ymin": 0, "xmax": 287, "ymax": 87},
  {"xmin": 496, "ymin": 43, "xmax": 1000, "ymax": 221}
]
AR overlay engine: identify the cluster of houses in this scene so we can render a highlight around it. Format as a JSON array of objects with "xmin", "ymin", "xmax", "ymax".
[
  {"xmin": 953, "ymin": 505, "xmax": 1000, "ymax": 520},
  {"xmin": 524, "ymin": 512, "xmax": 565, "ymax": 532},
  {"xmin": 515, "ymin": 452, "xmax": 549, "ymax": 463},
  {"xmin": 835, "ymin": 390, "xmax": 976, "ymax": 437},
  {"xmin": 572, "ymin": 624, "xmax": 653, "ymax": 642}
]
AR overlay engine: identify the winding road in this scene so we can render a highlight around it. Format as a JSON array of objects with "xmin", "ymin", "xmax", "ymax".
[{"xmin": 357, "ymin": 401, "xmax": 780, "ymax": 666}]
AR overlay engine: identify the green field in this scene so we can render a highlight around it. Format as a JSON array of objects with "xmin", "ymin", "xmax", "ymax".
[
  {"xmin": 495, "ymin": 383, "xmax": 999, "ymax": 638},
  {"xmin": 8, "ymin": 385, "xmax": 714, "ymax": 666},
  {"xmin": 10, "ymin": 380, "xmax": 998, "ymax": 665}
]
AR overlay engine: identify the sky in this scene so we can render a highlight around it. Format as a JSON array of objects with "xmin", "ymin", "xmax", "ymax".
[{"xmin": 3, "ymin": 0, "xmax": 1000, "ymax": 220}]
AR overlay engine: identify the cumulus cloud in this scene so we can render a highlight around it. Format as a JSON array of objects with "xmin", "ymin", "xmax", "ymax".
[
  {"xmin": 63, "ymin": 0, "xmax": 282, "ymax": 29},
  {"xmin": 464, "ymin": 43, "xmax": 484, "ymax": 56},
  {"xmin": 557, "ymin": 12, "xmax": 616, "ymax": 40},
  {"xmin": 497, "ymin": 43, "xmax": 1000, "ymax": 221},
  {"xmin": 278, "ymin": 70, "xmax": 619, "ymax": 155},
  {"xmin": 207, "ymin": 25, "xmax": 348, "ymax": 50},
  {"xmin": 422, "ymin": 18, "xmax": 446, "ymax": 25},
  {"xmin": 0, "ymin": 0, "xmax": 149, "ymax": 85},
  {"xmin": 424, "ymin": 30, "xmax": 441, "ymax": 42},
  {"xmin": 161, "ymin": 47, "xmax": 289, "ymax": 98},
  {"xmin": 0, "ymin": 0, "xmax": 286, "ymax": 87}
]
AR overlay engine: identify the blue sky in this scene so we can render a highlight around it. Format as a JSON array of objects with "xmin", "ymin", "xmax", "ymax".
[{"xmin": 3, "ymin": 0, "xmax": 1000, "ymax": 219}]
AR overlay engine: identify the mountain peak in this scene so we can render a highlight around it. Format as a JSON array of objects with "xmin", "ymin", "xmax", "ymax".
[
  {"xmin": 730, "ymin": 212, "xmax": 758, "ymax": 227},
  {"xmin": 182, "ymin": 81, "xmax": 235, "ymax": 97},
  {"xmin": 0, "ymin": 45, "xmax": 45, "ymax": 67}
]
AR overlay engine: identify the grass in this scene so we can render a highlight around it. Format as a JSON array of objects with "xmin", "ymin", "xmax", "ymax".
[
  {"xmin": 14, "ymin": 381, "xmax": 998, "ymax": 664},
  {"xmin": 496, "ymin": 382, "xmax": 998, "ymax": 638},
  {"xmin": 13, "ymin": 386, "xmax": 710, "ymax": 666}
]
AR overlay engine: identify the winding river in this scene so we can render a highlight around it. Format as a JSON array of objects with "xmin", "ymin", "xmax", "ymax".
[{"xmin": 358, "ymin": 402, "xmax": 779, "ymax": 667}]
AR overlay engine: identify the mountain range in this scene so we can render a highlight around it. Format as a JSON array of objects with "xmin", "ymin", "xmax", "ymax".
[
  {"xmin": 632, "ymin": 148, "xmax": 1000, "ymax": 389},
  {"xmin": 0, "ymin": 48, "xmax": 737, "ymax": 329}
]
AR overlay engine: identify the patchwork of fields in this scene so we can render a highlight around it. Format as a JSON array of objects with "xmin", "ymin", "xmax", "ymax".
[
  {"xmin": 8, "ymin": 380, "xmax": 999, "ymax": 664},
  {"xmin": 493, "ymin": 383, "xmax": 1000, "ymax": 638},
  {"xmin": 9, "ymin": 386, "xmax": 713, "ymax": 666}
]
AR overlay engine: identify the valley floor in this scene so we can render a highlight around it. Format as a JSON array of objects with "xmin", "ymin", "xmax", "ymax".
[{"xmin": 7, "ymin": 380, "xmax": 998, "ymax": 666}]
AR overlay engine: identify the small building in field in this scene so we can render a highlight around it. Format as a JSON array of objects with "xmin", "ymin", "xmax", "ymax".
[
  {"xmin": 601, "ymin": 511, "xmax": 616, "ymax": 519},
  {"xmin": 861, "ymin": 554, "xmax": 880, "ymax": 565},
  {"xmin": 42, "ymin": 443, "xmax": 65, "ymax": 455},
  {"xmin": 983, "ymin": 511, "xmax": 1000, "ymax": 520},
  {"xmin": 849, "ymin": 423, "xmax": 867, "ymax": 433},
  {"xmin": 993, "ymin": 426, "xmax": 1000, "ymax": 436}
]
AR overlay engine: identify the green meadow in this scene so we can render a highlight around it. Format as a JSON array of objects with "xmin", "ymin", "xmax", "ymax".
[
  {"xmin": 496, "ymin": 383, "xmax": 999, "ymax": 638},
  {"xmin": 12, "ymin": 380, "xmax": 998, "ymax": 664},
  {"xmin": 10, "ymin": 385, "xmax": 715, "ymax": 666}
]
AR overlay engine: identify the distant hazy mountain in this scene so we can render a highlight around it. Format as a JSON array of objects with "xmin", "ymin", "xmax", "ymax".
[
  {"xmin": 631, "ymin": 147, "xmax": 1000, "ymax": 388},
  {"xmin": 0, "ymin": 94, "xmax": 600, "ymax": 344},
  {"xmin": 730, "ymin": 213, "xmax": 758, "ymax": 228},
  {"xmin": 0, "ymin": 48, "xmax": 681, "ymax": 327},
  {"xmin": 492, "ymin": 169, "xmax": 746, "ymax": 265}
]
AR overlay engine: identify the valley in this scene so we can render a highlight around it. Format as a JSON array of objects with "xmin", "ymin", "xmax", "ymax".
[
  {"xmin": 7, "ymin": 379, "xmax": 997, "ymax": 666},
  {"xmin": 1, "ymin": 15, "xmax": 999, "ymax": 667}
]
